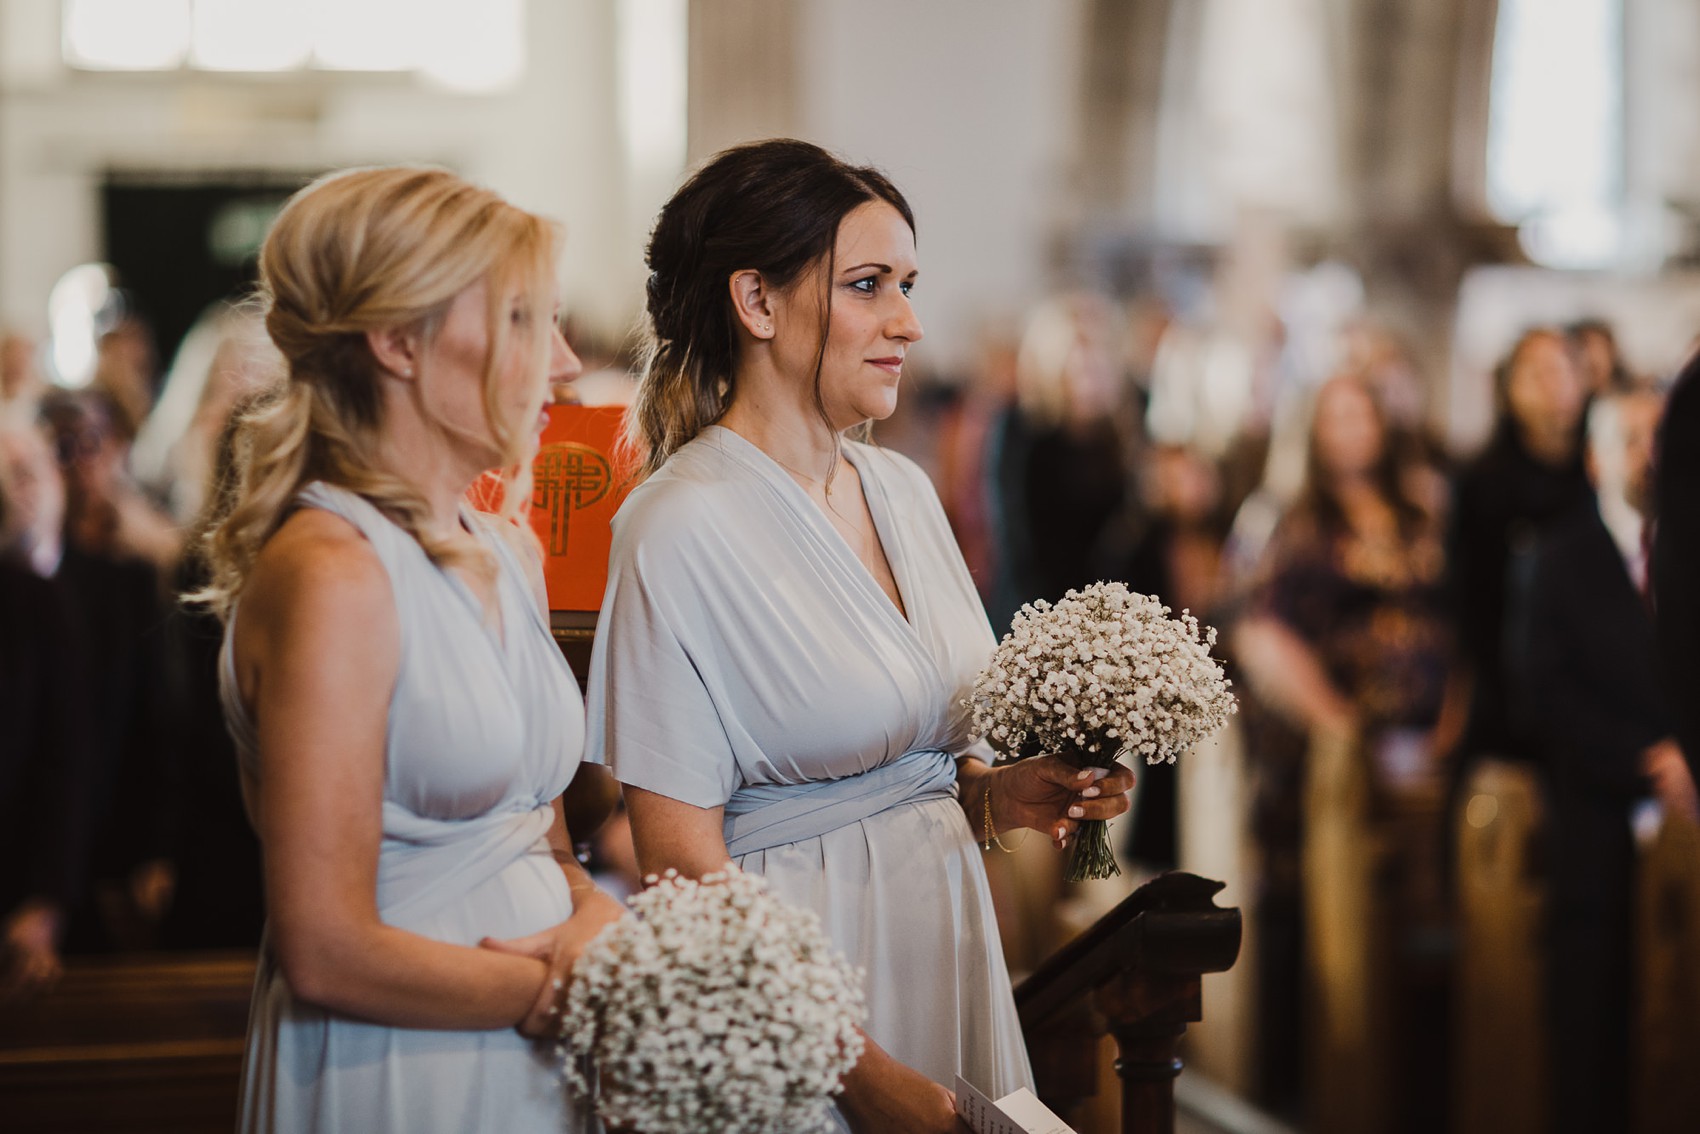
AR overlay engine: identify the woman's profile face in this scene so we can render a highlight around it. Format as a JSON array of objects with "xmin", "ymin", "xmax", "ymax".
[
  {"xmin": 1312, "ymin": 378, "xmax": 1385, "ymax": 481},
  {"xmin": 771, "ymin": 200, "xmax": 923, "ymax": 430},
  {"xmin": 421, "ymin": 277, "xmax": 581, "ymax": 465}
]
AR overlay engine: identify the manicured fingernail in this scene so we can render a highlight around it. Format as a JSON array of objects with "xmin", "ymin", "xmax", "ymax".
[
  {"xmin": 1076, "ymin": 769, "xmax": 1092, "ymax": 781},
  {"xmin": 1082, "ymin": 787, "xmax": 1101, "ymax": 798},
  {"xmin": 1056, "ymin": 826, "xmax": 1067, "ymax": 840},
  {"xmin": 1068, "ymin": 805, "xmax": 1084, "ymax": 819}
]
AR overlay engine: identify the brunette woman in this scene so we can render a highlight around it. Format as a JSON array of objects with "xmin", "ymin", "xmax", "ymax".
[{"xmin": 586, "ymin": 140, "xmax": 1133, "ymax": 1132}]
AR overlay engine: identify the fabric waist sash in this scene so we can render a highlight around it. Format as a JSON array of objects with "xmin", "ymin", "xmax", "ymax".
[
  {"xmin": 375, "ymin": 802, "xmax": 557, "ymax": 929},
  {"xmin": 723, "ymin": 747, "xmax": 959, "ymax": 858}
]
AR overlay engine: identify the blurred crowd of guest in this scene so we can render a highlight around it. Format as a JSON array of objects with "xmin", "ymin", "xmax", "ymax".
[
  {"xmin": 913, "ymin": 298, "xmax": 1698, "ymax": 1133},
  {"xmin": 0, "ymin": 301, "xmax": 650, "ymax": 999},
  {"xmin": 0, "ymin": 305, "xmax": 273, "ymax": 999},
  {"xmin": 3, "ymin": 272, "xmax": 1696, "ymax": 1132}
]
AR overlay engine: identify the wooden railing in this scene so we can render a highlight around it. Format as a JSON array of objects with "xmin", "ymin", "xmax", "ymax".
[
  {"xmin": 0, "ymin": 951, "xmax": 254, "ymax": 1133},
  {"xmin": 1452, "ymin": 757, "xmax": 1549, "ymax": 1134},
  {"xmin": 1016, "ymin": 871, "xmax": 1242, "ymax": 1133},
  {"xmin": 2, "ymin": 883, "xmax": 1244, "ymax": 1134}
]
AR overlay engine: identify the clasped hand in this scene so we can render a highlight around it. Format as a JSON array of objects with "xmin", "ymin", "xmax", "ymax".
[
  {"xmin": 992, "ymin": 756, "xmax": 1135, "ymax": 851},
  {"xmin": 478, "ymin": 887, "xmax": 624, "ymax": 1037}
]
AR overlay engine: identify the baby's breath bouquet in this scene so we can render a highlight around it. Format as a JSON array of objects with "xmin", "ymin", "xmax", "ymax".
[
  {"xmin": 557, "ymin": 865, "xmax": 866, "ymax": 1134},
  {"xmin": 970, "ymin": 582, "xmax": 1237, "ymax": 881}
]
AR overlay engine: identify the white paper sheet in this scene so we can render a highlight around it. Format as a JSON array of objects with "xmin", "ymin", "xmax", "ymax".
[{"xmin": 954, "ymin": 1076, "xmax": 1077, "ymax": 1134}]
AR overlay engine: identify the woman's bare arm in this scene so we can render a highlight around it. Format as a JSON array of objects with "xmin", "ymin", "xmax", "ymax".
[
  {"xmin": 1233, "ymin": 614, "xmax": 1357, "ymax": 736},
  {"xmin": 621, "ymin": 784, "xmax": 734, "ymax": 879},
  {"xmin": 239, "ymin": 511, "xmax": 547, "ymax": 1030}
]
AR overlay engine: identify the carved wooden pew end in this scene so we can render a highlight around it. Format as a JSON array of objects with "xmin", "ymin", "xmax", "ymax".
[{"xmin": 1015, "ymin": 872, "xmax": 1243, "ymax": 1134}]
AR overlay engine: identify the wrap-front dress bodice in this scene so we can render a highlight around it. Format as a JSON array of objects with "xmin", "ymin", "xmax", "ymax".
[
  {"xmin": 585, "ymin": 427, "xmax": 1035, "ymax": 1119},
  {"xmin": 220, "ymin": 482, "xmax": 591, "ymax": 1134}
]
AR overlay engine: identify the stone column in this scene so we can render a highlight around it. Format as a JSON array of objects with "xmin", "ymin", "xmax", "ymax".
[
  {"xmin": 1071, "ymin": 0, "xmax": 1175, "ymax": 235},
  {"xmin": 686, "ymin": 0, "xmax": 801, "ymax": 166},
  {"xmin": 1329, "ymin": 0, "xmax": 1517, "ymax": 439}
]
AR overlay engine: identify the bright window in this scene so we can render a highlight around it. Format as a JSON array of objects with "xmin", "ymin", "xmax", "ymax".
[
  {"xmin": 617, "ymin": 0, "xmax": 688, "ymax": 178},
  {"xmin": 1487, "ymin": 0, "xmax": 1624, "ymax": 266},
  {"xmin": 62, "ymin": 0, "xmax": 525, "ymax": 92}
]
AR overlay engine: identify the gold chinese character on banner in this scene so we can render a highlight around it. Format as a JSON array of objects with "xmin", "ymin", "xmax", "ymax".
[{"xmin": 532, "ymin": 442, "xmax": 612, "ymax": 557}]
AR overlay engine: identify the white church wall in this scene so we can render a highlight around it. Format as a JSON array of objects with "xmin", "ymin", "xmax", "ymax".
[
  {"xmin": 794, "ymin": 0, "xmax": 1088, "ymax": 375},
  {"xmin": 0, "ymin": 0, "xmax": 639, "ymax": 344}
]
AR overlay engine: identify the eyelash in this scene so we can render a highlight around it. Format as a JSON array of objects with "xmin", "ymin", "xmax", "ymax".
[{"xmin": 848, "ymin": 278, "xmax": 914, "ymax": 297}]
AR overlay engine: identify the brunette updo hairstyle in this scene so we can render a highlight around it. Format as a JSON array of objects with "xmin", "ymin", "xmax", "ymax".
[
  {"xmin": 197, "ymin": 165, "xmax": 559, "ymax": 619},
  {"xmin": 634, "ymin": 138, "xmax": 914, "ymax": 476}
]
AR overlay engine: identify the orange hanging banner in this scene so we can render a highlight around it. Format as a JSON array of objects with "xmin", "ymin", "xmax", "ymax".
[
  {"xmin": 530, "ymin": 405, "xmax": 635, "ymax": 612},
  {"xmin": 467, "ymin": 404, "xmax": 636, "ymax": 614}
]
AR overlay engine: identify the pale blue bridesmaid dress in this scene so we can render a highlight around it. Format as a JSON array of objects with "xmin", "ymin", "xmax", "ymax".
[
  {"xmin": 220, "ymin": 482, "xmax": 593, "ymax": 1133},
  {"xmin": 586, "ymin": 426, "xmax": 1036, "ymax": 1129}
]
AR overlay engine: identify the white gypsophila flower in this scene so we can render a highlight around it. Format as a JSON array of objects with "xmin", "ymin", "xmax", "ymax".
[
  {"xmin": 558, "ymin": 865, "xmax": 867, "ymax": 1134},
  {"xmin": 968, "ymin": 582, "xmax": 1237, "ymax": 766}
]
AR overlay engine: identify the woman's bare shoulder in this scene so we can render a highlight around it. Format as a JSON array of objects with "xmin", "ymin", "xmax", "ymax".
[{"xmin": 240, "ymin": 508, "xmax": 394, "ymax": 639}]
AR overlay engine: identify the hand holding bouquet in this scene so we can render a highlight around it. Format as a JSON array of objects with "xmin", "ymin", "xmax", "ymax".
[
  {"xmin": 969, "ymin": 582, "xmax": 1236, "ymax": 881},
  {"xmin": 558, "ymin": 865, "xmax": 866, "ymax": 1134}
]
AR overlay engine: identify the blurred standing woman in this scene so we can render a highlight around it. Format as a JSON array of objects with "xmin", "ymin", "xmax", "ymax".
[
  {"xmin": 988, "ymin": 293, "xmax": 1131, "ymax": 628},
  {"xmin": 1449, "ymin": 328, "xmax": 1589, "ymax": 770},
  {"xmin": 1236, "ymin": 375, "xmax": 1454, "ymax": 751},
  {"xmin": 586, "ymin": 140, "xmax": 1133, "ymax": 1132},
  {"xmin": 200, "ymin": 167, "xmax": 619, "ymax": 1133},
  {"xmin": 1233, "ymin": 374, "xmax": 1458, "ymax": 1125}
]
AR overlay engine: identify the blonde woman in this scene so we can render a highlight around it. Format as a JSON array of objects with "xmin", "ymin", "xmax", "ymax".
[{"xmin": 201, "ymin": 167, "xmax": 618, "ymax": 1133}]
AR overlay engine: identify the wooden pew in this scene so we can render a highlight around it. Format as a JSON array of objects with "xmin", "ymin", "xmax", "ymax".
[
  {"xmin": 1451, "ymin": 758, "xmax": 1550, "ymax": 1134},
  {"xmin": 1301, "ymin": 728, "xmax": 1392, "ymax": 1134},
  {"xmin": 1303, "ymin": 727, "xmax": 1454, "ymax": 1134},
  {"xmin": 1634, "ymin": 808, "xmax": 1700, "ymax": 1133},
  {"xmin": 1016, "ymin": 871, "xmax": 1242, "ymax": 1134},
  {"xmin": 0, "ymin": 951, "xmax": 254, "ymax": 1133}
]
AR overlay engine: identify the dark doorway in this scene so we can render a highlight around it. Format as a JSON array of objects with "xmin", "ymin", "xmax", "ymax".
[{"xmin": 101, "ymin": 172, "xmax": 317, "ymax": 370}]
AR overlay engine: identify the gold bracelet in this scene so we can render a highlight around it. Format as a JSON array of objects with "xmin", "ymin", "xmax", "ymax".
[{"xmin": 981, "ymin": 772, "xmax": 1029, "ymax": 853}]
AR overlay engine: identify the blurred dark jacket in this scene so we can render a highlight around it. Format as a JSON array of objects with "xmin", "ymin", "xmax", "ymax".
[
  {"xmin": 1508, "ymin": 499, "xmax": 1666, "ymax": 1134},
  {"xmin": 1653, "ymin": 355, "xmax": 1700, "ymax": 789},
  {"xmin": 988, "ymin": 409, "xmax": 1127, "ymax": 629},
  {"xmin": 0, "ymin": 561, "xmax": 97, "ymax": 918},
  {"xmin": 1511, "ymin": 502, "xmax": 1666, "ymax": 862},
  {"xmin": 1449, "ymin": 425, "xmax": 1590, "ymax": 763},
  {"xmin": 158, "ymin": 555, "xmax": 263, "ymax": 949},
  {"xmin": 50, "ymin": 545, "xmax": 175, "ymax": 948}
]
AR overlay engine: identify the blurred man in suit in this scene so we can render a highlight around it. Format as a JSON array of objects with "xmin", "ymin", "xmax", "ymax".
[
  {"xmin": 1512, "ymin": 386, "xmax": 1698, "ymax": 1134},
  {"xmin": 1653, "ymin": 351, "xmax": 1700, "ymax": 790}
]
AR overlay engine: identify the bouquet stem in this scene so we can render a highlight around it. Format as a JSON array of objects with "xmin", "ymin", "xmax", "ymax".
[
  {"xmin": 1059, "ymin": 748, "xmax": 1121, "ymax": 882},
  {"xmin": 1065, "ymin": 817, "xmax": 1119, "ymax": 882}
]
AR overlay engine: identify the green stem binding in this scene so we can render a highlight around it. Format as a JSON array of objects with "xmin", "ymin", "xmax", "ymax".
[{"xmin": 1057, "ymin": 743, "xmax": 1125, "ymax": 883}]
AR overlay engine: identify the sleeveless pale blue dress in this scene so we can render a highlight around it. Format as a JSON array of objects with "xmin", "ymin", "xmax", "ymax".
[
  {"xmin": 220, "ymin": 482, "xmax": 592, "ymax": 1134},
  {"xmin": 585, "ymin": 427, "xmax": 1035, "ymax": 1125}
]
